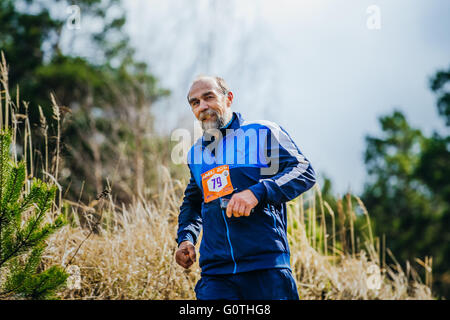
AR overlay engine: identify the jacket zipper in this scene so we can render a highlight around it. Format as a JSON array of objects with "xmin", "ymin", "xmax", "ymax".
[{"xmin": 221, "ymin": 209, "xmax": 237, "ymax": 274}]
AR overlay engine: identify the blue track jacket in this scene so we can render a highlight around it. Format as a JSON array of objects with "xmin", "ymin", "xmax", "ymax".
[{"xmin": 177, "ymin": 112, "xmax": 316, "ymax": 275}]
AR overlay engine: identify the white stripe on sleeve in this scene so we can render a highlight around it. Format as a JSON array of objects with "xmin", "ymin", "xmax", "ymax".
[{"xmin": 242, "ymin": 120, "xmax": 309, "ymax": 186}]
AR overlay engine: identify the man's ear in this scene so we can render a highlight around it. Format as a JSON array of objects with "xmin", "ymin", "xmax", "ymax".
[{"xmin": 226, "ymin": 91, "xmax": 234, "ymax": 106}]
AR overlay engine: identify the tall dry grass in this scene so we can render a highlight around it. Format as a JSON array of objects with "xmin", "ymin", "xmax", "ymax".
[
  {"xmin": 39, "ymin": 180, "xmax": 433, "ymax": 300},
  {"xmin": 0, "ymin": 53, "xmax": 434, "ymax": 300}
]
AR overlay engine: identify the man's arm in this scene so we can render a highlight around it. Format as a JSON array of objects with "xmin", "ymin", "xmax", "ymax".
[
  {"xmin": 175, "ymin": 168, "xmax": 203, "ymax": 268},
  {"xmin": 176, "ymin": 168, "xmax": 203, "ymax": 246},
  {"xmin": 248, "ymin": 123, "xmax": 316, "ymax": 205}
]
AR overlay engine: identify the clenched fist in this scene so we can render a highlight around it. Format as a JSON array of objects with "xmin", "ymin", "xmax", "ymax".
[
  {"xmin": 226, "ymin": 189, "xmax": 259, "ymax": 218},
  {"xmin": 175, "ymin": 240, "xmax": 196, "ymax": 269}
]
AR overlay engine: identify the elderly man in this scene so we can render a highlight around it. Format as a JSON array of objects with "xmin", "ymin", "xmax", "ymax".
[{"xmin": 175, "ymin": 75, "xmax": 316, "ymax": 300}]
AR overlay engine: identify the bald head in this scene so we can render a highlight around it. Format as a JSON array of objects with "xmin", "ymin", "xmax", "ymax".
[{"xmin": 187, "ymin": 75, "xmax": 230, "ymax": 102}]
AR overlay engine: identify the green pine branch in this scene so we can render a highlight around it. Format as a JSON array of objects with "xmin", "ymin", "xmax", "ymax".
[{"xmin": 0, "ymin": 128, "xmax": 68, "ymax": 299}]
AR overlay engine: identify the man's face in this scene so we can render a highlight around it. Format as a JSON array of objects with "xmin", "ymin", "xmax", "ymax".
[{"xmin": 188, "ymin": 78, "xmax": 233, "ymax": 131}]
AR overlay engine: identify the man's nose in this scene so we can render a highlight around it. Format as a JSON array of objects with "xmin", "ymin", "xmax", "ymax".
[{"xmin": 198, "ymin": 100, "xmax": 209, "ymax": 112}]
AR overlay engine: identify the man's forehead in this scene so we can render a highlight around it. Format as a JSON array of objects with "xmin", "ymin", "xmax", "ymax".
[{"xmin": 188, "ymin": 78, "xmax": 220, "ymax": 98}]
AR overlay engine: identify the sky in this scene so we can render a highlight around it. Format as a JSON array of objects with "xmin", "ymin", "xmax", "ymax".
[{"xmin": 123, "ymin": 0, "xmax": 450, "ymax": 195}]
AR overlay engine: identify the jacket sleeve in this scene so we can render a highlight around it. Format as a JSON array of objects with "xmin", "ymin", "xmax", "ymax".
[
  {"xmin": 248, "ymin": 123, "xmax": 316, "ymax": 205},
  {"xmin": 176, "ymin": 167, "xmax": 203, "ymax": 246}
]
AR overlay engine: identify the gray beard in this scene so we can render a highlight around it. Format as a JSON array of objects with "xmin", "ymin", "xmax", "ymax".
[
  {"xmin": 201, "ymin": 115, "xmax": 224, "ymax": 131},
  {"xmin": 200, "ymin": 110, "xmax": 232, "ymax": 131}
]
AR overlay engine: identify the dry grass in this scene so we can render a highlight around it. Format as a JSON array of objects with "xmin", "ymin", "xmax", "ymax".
[
  {"xmin": 287, "ymin": 191, "xmax": 433, "ymax": 299},
  {"xmin": 38, "ymin": 179, "xmax": 434, "ymax": 300},
  {"xmin": 42, "ymin": 167, "xmax": 201, "ymax": 300}
]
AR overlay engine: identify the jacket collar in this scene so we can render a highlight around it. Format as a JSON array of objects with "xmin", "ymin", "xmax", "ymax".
[{"xmin": 223, "ymin": 111, "xmax": 242, "ymax": 131}]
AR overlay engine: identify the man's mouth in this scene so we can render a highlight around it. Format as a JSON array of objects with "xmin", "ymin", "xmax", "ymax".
[{"xmin": 201, "ymin": 112, "xmax": 217, "ymax": 121}]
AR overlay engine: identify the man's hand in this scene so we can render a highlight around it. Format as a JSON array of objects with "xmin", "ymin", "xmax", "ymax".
[
  {"xmin": 226, "ymin": 189, "xmax": 259, "ymax": 218},
  {"xmin": 175, "ymin": 241, "xmax": 196, "ymax": 269}
]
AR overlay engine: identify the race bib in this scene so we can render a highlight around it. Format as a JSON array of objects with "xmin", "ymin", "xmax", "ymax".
[{"xmin": 201, "ymin": 165, "xmax": 234, "ymax": 203}]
